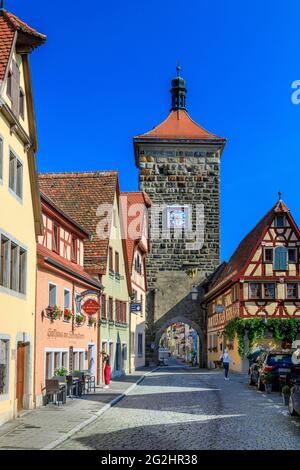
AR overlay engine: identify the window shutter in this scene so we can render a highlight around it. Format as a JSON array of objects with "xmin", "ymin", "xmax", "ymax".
[
  {"xmin": 11, "ymin": 61, "xmax": 20, "ymax": 118},
  {"xmin": 274, "ymin": 246, "xmax": 287, "ymax": 270}
]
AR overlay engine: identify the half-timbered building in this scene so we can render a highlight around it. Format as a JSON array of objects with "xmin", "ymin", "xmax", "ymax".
[{"xmin": 205, "ymin": 198, "xmax": 300, "ymax": 372}]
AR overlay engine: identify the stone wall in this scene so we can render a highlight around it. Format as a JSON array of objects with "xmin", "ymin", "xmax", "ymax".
[{"xmin": 138, "ymin": 144, "xmax": 221, "ymax": 366}]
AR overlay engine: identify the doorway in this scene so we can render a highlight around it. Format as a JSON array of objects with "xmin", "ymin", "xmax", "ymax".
[{"xmin": 16, "ymin": 343, "xmax": 26, "ymax": 411}]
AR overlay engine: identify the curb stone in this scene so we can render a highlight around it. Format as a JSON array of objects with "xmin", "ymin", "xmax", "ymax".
[{"xmin": 42, "ymin": 367, "xmax": 159, "ymax": 450}]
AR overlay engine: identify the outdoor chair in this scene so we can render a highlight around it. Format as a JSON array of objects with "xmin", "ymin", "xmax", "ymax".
[
  {"xmin": 45, "ymin": 379, "xmax": 66, "ymax": 406},
  {"xmin": 66, "ymin": 375, "xmax": 78, "ymax": 398}
]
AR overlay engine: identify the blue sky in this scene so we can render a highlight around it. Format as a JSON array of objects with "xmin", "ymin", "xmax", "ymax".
[{"xmin": 11, "ymin": 0, "xmax": 300, "ymax": 261}]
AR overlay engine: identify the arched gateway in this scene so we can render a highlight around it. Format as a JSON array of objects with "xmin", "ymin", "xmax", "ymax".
[{"xmin": 133, "ymin": 67, "xmax": 226, "ymax": 367}]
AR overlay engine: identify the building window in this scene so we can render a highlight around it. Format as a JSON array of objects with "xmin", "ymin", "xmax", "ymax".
[
  {"xmin": 249, "ymin": 283, "xmax": 275, "ymax": 299},
  {"xmin": 46, "ymin": 352, "xmax": 52, "ymax": 379},
  {"xmin": 274, "ymin": 246, "xmax": 288, "ymax": 271},
  {"xmin": 0, "ymin": 339, "xmax": 9, "ymax": 395},
  {"xmin": 109, "ymin": 247, "xmax": 113, "ymax": 273},
  {"xmin": 19, "ymin": 89, "xmax": 25, "ymax": 119},
  {"xmin": 288, "ymin": 248, "xmax": 297, "ymax": 263},
  {"xmin": 49, "ymin": 284, "xmax": 57, "ymax": 307},
  {"xmin": 134, "ymin": 254, "xmax": 142, "ymax": 274},
  {"xmin": 9, "ymin": 151, "xmax": 23, "ymax": 199},
  {"xmin": 10, "ymin": 242, "xmax": 18, "ymax": 291},
  {"xmin": 79, "ymin": 352, "xmax": 84, "ymax": 371},
  {"xmin": 115, "ymin": 251, "xmax": 119, "ymax": 274},
  {"xmin": 138, "ymin": 334, "xmax": 143, "ymax": 357},
  {"xmin": 64, "ymin": 289, "xmax": 70, "ymax": 309},
  {"xmin": 7, "ymin": 71, "xmax": 12, "ymax": 98},
  {"xmin": 0, "ymin": 234, "xmax": 27, "ymax": 294},
  {"xmin": 62, "ymin": 352, "xmax": 68, "ymax": 369},
  {"xmin": 52, "ymin": 223, "xmax": 60, "ymax": 254},
  {"xmin": 263, "ymin": 283, "xmax": 275, "ymax": 299},
  {"xmin": 287, "ymin": 283, "xmax": 299, "ymax": 299},
  {"xmin": 0, "ymin": 136, "xmax": 3, "ymax": 181},
  {"xmin": 264, "ymin": 248, "xmax": 273, "ymax": 263},
  {"xmin": 101, "ymin": 294, "xmax": 106, "ymax": 319},
  {"xmin": 108, "ymin": 297, "xmax": 113, "ymax": 321},
  {"xmin": 109, "ymin": 342, "xmax": 114, "ymax": 368},
  {"xmin": 275, "ymin": 215, "xmax": 285, "ymax": 228},
  {"xmin": 54, "ymin": 352, "xmax": 60, "ymax": 371},
  {"xmin": 231, "ymin": 284, "xmax": 239, "ymax": 302},
  {"xmin": 71, "ymin": 237, "xmax": 77, "ymax": 263}
]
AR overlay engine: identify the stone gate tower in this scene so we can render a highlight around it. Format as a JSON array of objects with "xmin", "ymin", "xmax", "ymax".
[{"xmin": 133, "ymin": 67, "xmax": 226, "ymax": 366}]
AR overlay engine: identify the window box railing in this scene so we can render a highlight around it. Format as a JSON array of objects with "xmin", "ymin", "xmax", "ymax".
[
  {"xmin": 45, "ymin": 305, "xmax": 62, "ymax": 321},
  {"xmin": 63, "ymin": 308, "xmax": 72, "ymax": 322},
  {"xmin": 115, "ymin": 272, "xmax": 121, "ymax": 281},
  {"xmin": 109, "ymin": 269, "xmax": 114, "ymax": 278},
  {"xmin": 115, "ymin": 321, "xmax": 128, "ymax": 328},
  {"xmin": 108, "ymin": 319, "xmax": 115, "ymax": 326},
  {"xmin": 87, "ymin": 317, "xmax": 96, "ymax": 327},
  {"xmin": 101, "ymin": 318, "xmax": 108, "ymax": 325},
  {"xmin": 75, "ymin": 314, "xmax": 84, "ymax": 326}
]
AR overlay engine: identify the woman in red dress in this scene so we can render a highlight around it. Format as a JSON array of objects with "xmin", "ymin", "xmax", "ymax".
[{"xmin": 104, "ymin": 355, "xmax": 111, "ymax": 388}]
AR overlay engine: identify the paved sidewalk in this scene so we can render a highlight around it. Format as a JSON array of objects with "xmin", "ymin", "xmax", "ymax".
[{"xmin": 0, "ymin": 367, "xmax": 155, "ymax": 450}]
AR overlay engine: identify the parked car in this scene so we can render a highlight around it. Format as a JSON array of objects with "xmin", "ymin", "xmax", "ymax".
[
  {"xmin": 288, "ymin": 376, "xmax": 300, "ymax": 416},
  {"xmin": 248, "ymin": 351, "xmax": 293, "ymax": 390}
]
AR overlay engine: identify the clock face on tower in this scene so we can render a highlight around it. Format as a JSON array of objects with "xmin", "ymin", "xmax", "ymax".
[{"xmin": 167, "ymin": 206, "xmax": 189, "ymax": 230}]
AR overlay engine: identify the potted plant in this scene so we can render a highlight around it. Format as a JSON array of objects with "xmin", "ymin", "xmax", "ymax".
[
  {"xmin": 282, "ymin": 384, "xmax": 290, "ymax": 405},
  {"xmin": 88, "ymin": 317, "xmax": 96, "ymax": 327},
  {"xmin": 76, "ymin": 314, "xmax": 84, "ymax": 325},
  {"xmin": 54, "ymin": 367, "xmax": 68, "ymax": 377},
  {"xmin": 63, "ymin": 308, "xmax": 72, "ymax": 321},
  {"xmin": 264, "ymin": 372, "xmax": 273, "ymax": 393}
]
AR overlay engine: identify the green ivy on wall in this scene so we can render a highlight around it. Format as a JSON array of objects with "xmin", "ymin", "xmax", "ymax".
[{"xmin": 223, "ymin": 318, "xmax": 300, "ymax": 358}]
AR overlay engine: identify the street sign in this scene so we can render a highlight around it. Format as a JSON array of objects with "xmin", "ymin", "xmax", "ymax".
[
  {"xmin": 130, "ymin": 303, "xmax": 142, "ymax": 313},
  {"xmin": 81, "ymin": 298, "xmax": 100, "ymax": 315}
]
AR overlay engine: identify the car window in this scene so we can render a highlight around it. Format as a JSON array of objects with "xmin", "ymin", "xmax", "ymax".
[{"xmin": 267, "ymin": 354, "xmax": 292, "ymax": 365}]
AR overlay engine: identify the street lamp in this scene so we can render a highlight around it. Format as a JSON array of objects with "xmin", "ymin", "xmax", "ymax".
[{"xmin": 191, "ymin": 286, "xmax": 198, "ymax": 301}]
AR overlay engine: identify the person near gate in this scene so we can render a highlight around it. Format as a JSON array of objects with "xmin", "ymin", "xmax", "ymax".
[
  {"xmin": 220, "ymin": 348, "xmax": 230, "ymax": 380},
  {"xmin": 103, "ymin": 354, "xmax": 111, "ymax": 388}
]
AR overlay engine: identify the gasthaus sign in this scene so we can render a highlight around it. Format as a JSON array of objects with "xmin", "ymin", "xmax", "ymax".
[{"xmin": 76, "ymin": 290, "xmax": 100, "ymax": 315}]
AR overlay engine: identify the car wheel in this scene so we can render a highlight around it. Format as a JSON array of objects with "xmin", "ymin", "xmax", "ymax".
[
  {"xmin": 248, "ymin": 373, "xmax": 254, "ymax": 386},
  {"xmin": 257, "ymin": 376, "xmax": 264, "ymax": 391},
  {"xmin": 288, "ymin": 395, "xmax": 298, "ymax": 416}
]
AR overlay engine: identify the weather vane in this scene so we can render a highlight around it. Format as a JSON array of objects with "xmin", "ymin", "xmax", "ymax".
[
  {"xmin": 278, "ymin": 190, "xmax": 282, "ymax": 201},
  {"xmin": 176, "ymin": 61, "xmax": 181, "ymax": 77}
]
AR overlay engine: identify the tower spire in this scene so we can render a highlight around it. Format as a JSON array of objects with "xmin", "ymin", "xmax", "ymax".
[
  {"xmin": 0, "ymin": 1, "xmax": 4, "ymax": 11},
  {"xmin": 170, "ymin": 63, "xmax": 187, "ymax": 111}
]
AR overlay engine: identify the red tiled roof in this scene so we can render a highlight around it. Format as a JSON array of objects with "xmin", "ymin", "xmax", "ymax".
[
  {"xmin": 134, "ymin": 109, "xmax": 225, "ymax": 141},
  {"xmin": 37, "ymin": 244, "xmax": 101, "ymax": 288},
  {"xmin": 121, "ymin": 192, "xmax": 151, "ymax": 275},
  {"xmin": 0, "ymin": 13, "xmax": 14, "ymax": 83},
  {"xmin": 4, "ymin": 11, "xmax": 46, "ymax": 41},
  {"xmin": 207, "ymin": 199, "xmax": 297, "ymax": 293},
  {"xmin": 39, "ymin": 171, "xmax": 119, "ymax": 275},
  {"xmin": 0, "ymin": 10, "xmax": 46, "ymax": 84}
]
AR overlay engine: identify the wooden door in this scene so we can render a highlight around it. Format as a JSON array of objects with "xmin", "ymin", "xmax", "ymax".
[{"xmin": 16, "ymin": 344, "xmax": 26, "ymax": 411}]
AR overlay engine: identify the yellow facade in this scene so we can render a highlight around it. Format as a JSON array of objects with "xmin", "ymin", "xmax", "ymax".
[{"xmin": 0, "ymin": 44, "xmax": 42, "ymax": 423}]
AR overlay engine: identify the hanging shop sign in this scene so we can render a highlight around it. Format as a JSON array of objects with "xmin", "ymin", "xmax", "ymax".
[
  {"xmin": 130, "ymin": 303, "xmax": 142, "ymax": 314},
  {"xmin": 76, "ymin": 290, "xmax": 100, "ymax": 315},
  {"xmin": 81, "ymin": 298, "xmax": 100, "ymax": 316}
]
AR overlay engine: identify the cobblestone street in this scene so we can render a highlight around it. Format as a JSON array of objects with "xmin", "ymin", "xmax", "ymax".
[{"xmin": 58, "ymin": 366, "xmax": 300, "ymax": 450}]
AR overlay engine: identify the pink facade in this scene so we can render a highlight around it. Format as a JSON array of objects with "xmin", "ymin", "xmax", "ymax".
[{"xmin": 35, "ymin": 195, "xmax": 102, "ymax": 406}]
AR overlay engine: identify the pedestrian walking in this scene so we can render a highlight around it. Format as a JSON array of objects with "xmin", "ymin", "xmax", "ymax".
[
  {"xmin": 220, "ymin": 348, "xmax": 230, "ymax": 380},
  {"xmin": 103, "ymin": 354, "xmax": 111, "ymax": 388}
]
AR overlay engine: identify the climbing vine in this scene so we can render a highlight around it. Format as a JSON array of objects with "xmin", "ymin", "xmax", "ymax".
[{"xmin": 223, "ymin": 318, "xmax": 300, "ymax": 358}]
